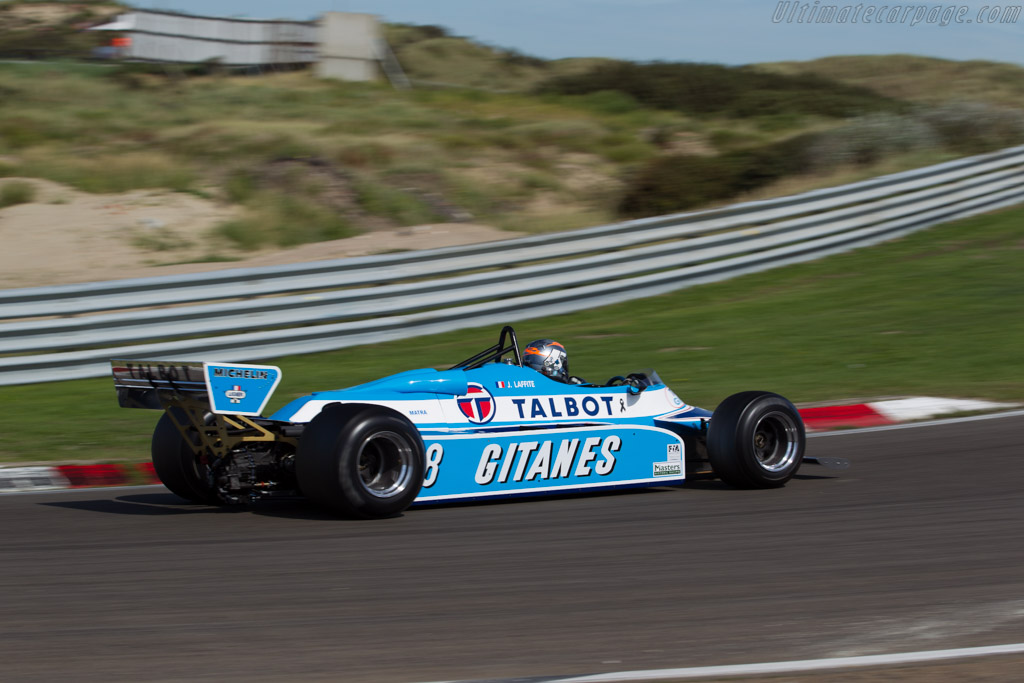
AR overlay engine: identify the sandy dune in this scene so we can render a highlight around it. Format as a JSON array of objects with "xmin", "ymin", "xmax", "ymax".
[{"xmin": 0, "ymin": 178, "xmax": 521, "ymax": 289}]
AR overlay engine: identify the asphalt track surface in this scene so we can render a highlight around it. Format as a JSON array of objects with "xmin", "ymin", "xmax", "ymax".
[{"xmin": 2, "ymin": 415, "xmax": 1024, "ymax": 683}]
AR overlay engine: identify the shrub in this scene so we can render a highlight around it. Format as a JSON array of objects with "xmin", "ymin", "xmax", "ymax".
[
  {"xmin": 536, "ymin": 61, "xmax": 898, "ymax": 119},
  {"xmin": 646, "ymin": 126, "xmax": 675, "ymax": 149},
  {"xmin": 919, "ymin": 102, "xmax": 1024, "ymax": 154},
  {"xmin": 355, "ymin": 178, "xmax": 444, "ymax": 225},
  {"xmin": 618, "ymin": 101, "xmax": 1024, "ymax": 218},
  {"xmin": 804, "ymin": 113, "xmax": 939, "ymax": 169},
  {"xmin": 224, "ymin": 169, "xmax": 257, "ymax": 203},
  {"xmin": 600, "ymin": 141, "xmax": 653, "ymax": 164},
  {"xmin": 502, "ymin": 120, "xmax": 607, "ymax": 152},
  {"xmin": 104, "ymin": 62, "xmax": 160, "ymax": 90},
  {"xmin": 709, "ymin": 128, "xmax": 755, "ymax": 150},
  {"xmin": 0, "ymin": 180, "xmax": 35, "ymax": 209},
  {"xmin": 334, "ymin": 141, "xmax": 395, "ymax": 168},
  {"xmin": 572, "ymin": 90, "xmax": 641, "ymax": 115},
  {"xmin": 0, "ymin": 116, "xmax": 54, "ymax": 149},
  {"xmin": 517, "ymin": 171, "xmax": 562, "ymax": 192},
  {"xmin": 500, "ymin": 49, "xmax": 546, "ymax": 69},
  {"xmin": 418, "ymin": 25, "xmax": 451, "ymax": 40},
  {"xmin": 618, "ymin": 154, "xmax": 739, "ymax": 216},
  {"xmin": 387, "ymin": 24, "xmax": 450, "ymax": 46},
  {"xmin": 618, "ymin": 137, "xmax": 809, "ymax": 217},
  {"xmin": 215, "ymin": 193, "xmax": 355, "ymax": 249}
]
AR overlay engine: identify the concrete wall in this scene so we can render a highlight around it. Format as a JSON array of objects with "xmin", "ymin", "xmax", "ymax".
[{"xmin": 315, "ymin": 12, "xmax": 382, "ymax": 82}]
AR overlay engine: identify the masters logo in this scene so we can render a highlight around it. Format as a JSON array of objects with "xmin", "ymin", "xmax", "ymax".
[{"xmin": 653, "ymin": 461, "xmax": 682, "ymax": 477}]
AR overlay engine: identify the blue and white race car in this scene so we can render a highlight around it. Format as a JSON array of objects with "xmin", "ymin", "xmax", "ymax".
[{"xmin": 111, "ymin": 326, "xmax": 807, "ymax": 518}]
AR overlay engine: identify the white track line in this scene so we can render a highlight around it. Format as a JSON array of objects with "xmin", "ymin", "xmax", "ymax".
[
  {"xmin": 0, "ymin": 483, "xmax": 165, "ymax": 497},
  {"xmin": 542, "ymin": 642, "xmax": 1024, "ymax": 682},
  {"xmin": 808, "ymin": 408, "xmax": 1024, "ymax": 438}
]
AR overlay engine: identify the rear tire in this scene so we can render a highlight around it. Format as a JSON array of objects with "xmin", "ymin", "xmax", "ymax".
[
  {"xmin": 151, "ymin": 410, "xmax": 219, "ymax": 504},
  {"xmin": 296, "ymin": 403, "xmax": 425, "ymax": 518},
  {"xmin": 708, "ymin": 391, "xmax": 805, "ymax": 488}
]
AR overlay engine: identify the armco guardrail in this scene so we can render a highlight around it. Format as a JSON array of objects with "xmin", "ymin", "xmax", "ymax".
[{"xmin": 3, "ymin": 145, "xmax": 1024, "ymax": 385}]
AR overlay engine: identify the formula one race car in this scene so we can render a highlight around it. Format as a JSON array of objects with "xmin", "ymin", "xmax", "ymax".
[{"xmin": 111, "ymin": 326, "xmax": 807, "ymax": 518}]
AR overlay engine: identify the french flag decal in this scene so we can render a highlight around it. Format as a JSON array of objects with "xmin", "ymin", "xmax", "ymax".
[
  {"xmin": 496, "ymin": 381, "xmax": 506, "ymax": 388},
  {"xmin": 457, "ymin": 383, "xmax": 496, "ymax": 424}
]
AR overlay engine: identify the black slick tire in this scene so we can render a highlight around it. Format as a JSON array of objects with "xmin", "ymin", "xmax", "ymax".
[
  {"xmin": 707, "ymin": 391, "xmax": 805, "ymax": 488},
  {"xmin": 296, "ymin": 403, "xmax": 425, "ymax": 519},
  {"xmin": 151, "ymin": 409, "xmax": 219, "ymax": 504}
]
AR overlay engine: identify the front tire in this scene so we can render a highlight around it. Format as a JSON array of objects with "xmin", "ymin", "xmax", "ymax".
[
  {"xmin": 151, "ymin": 410, "xmax": 219, "ymax": 504},
  {"xmin": 708, "ymin": 391, "xmax": 805, "ymax": 488},
  {"xmin": 296, "ymin": 403, "xmax": 425, "ymax": 518}
]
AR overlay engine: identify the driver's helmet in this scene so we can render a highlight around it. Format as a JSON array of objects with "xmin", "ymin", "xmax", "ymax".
[{"xmin": 523, "ymin": 339, "xmax": 568, "ymax": 382}]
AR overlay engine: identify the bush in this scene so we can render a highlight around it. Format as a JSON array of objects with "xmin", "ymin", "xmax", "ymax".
[
  {"xmin": 804, "ymin": 113, "xmax": 939, "ymax": 169},
  {"xmin": 500, "ymin": 120, "xmax": 607, "ymax": 152},
  {"xmin": 387, "ymin": 23, "xmax": 451, "ymax": 47},
  {"xmin": 224, "ymin": 169, "xmax": 257, "ymax": 203},
  {"xmin": 0, "ymin": 116, "xmax": 57, "ymax": 149},
  {"xmin": 500, "ymin": 49, "xmax": 546, "ymax": 69},
  {"xmin": 919, "ymin": 102, "xmax": 1024, "ymax": 154},
  {"xmin": 0, "ymin": 180, "xmax": 35, "ymax": 209},
  {"xmin": 536, "ymin": 61, "xmax": 899, "ymax": 119},
  {"xmin": 618, "ymin": 137, "xmax": 809, "ymax": 217},
  {"xmin": 355, "ymin": 178, "xmax": 444, "ymax": 225},
  {"xmin": 334, "ymin": 141, "xmax": 395, "ymax": 168},
  {"xmin": 618, "ymin": 155, "xmax": 737, "ymax": 216},
  {"xmin": 517, "ymin": 171, "xmax": 562, "ymax": 192},
  {"xmin": 0, "ymin": 22, "xmax": 104, "ymax": 60},
  {"xmin": 709, "ymin": 128, "xmax": 756, "ymax": 150},
  {"xmin": 618, "ymin": 99, "xmax": 1024, "ymax": 218},
  {"xmin": 215, "ymin": 193, "xmax": 355, "ymax": 249},
  {"xmin": 600, "ymin": 140, "xmax": 654, "ymax": 163},
  {"xmin": 104, "ymin": 62, "xmax": 159, "ymax": 90},
  {"xmin": 572, "ymin": 90, "xmax": 641, "ymax": 115}
]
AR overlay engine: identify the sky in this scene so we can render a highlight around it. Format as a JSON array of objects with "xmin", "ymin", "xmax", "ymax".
[{"xmin": 130, "ymin": 0, "xmax": 1024, "ymax": 66}]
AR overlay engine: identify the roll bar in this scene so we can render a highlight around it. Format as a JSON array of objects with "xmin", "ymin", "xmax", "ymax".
[{"xmin": 451, "ymin": 326, "xmax": 522, "ymax": 370}]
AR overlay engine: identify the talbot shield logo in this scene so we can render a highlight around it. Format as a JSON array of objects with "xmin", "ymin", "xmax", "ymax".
[{"xmin": 457, "ymin": 383, "xmax": 495, "ymax": 424}]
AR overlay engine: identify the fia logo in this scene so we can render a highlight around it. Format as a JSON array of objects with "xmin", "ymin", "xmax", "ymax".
[
  {"xmin": 666, "ymin": 442, "xmax": 682, "ymax": 461},
  {"xmin": 456, "ymin": 383, "xmax": 496, "ymax": 424}
]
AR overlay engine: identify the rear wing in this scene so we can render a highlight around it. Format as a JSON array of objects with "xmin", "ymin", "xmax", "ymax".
[{"xmin": 111, "ymin": 360, "xmax": 282, "ymax": 416}]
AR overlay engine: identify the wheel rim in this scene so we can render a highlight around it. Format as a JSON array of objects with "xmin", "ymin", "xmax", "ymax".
[
  {"xmin": 751, "ymin": 411, "xmax": 801, "ymax": 473},
  {"xmin": 356, "ymin": 431, "xmax": 414, "ymax": 498}
]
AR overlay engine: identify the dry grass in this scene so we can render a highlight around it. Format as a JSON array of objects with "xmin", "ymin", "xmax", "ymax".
[
  {"xmin": 17, "ymin": 150, "xmax": 197, "ymax": 194},
  {"xmin": 756, "ymin": 55, "xmax": 1024, "ymax": 108},
  {"xmin": 385, "ymin": 23, "xmax": 616, "ymax": 92}
]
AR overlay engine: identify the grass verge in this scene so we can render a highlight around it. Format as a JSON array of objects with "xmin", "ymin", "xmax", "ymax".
[{"xmin": 1, "ymin": 204, "xmax": 1022, "ymax": 464}]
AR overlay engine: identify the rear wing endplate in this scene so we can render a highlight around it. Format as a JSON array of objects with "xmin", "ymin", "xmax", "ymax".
[{"xmin": 111, "ymin": 360, "xmax": 282, "ymax": 416}]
